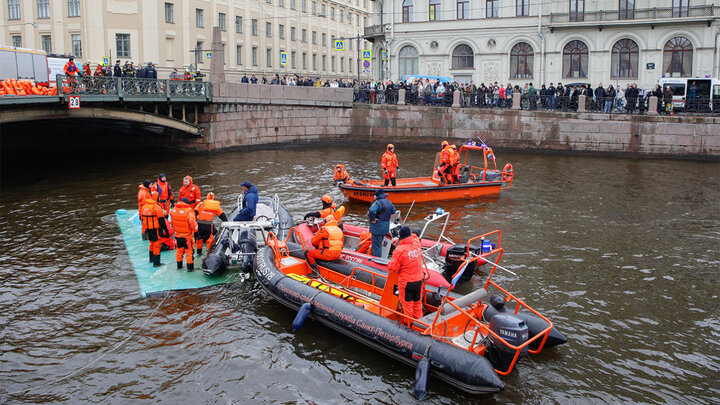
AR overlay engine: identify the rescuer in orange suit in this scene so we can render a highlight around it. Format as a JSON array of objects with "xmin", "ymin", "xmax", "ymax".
[
  {"xmin": 304, "ymin": 195, "xmax": 345, "ymax": 221},
  {"xmin": 356, "ymin": 231, "xmax": 372, "ymax": 254},
  {"xmin": 63, "ymin": 57, "xmax": 78, "ymax": 76},
  {"xmin": 151, "ymin": 173, "xmax": 173, "ymax": 216},
  {"xmin": 137, "ymin": 179, "xmax": 152, "ymax": 239},
  {"xmin": 140, "ymin": 191, "xmax": 169, "ymax": 267},
  {"xmin": 170, "ymin": 197, "xmax": 199, "ymax": 271},
  {"xmin": 178, "ymin": 175, "xmax": 202, "ymax": 209},
  {"xmin": 387, "ymin": 226, "xmax": 425, "ymax": 324},
  {"xmin": 381, "ymin": 144, "xmax": 399, "ymax": 186},
  {"xmin": 333, "ymin": 164, "xmax": 351, "ymax": 184},
  {"xmin": 195, "ymin": 192, "xmax": 228, "ymax": 255},
  {"xmin": 306, "ymin": 216, "xmax": 344, "ymax": 270},
  {"xmin": 439, "ymin": 141, "xmax": 455, "ymax": 184},
  {"xmin": 450, "ymin": 144, "xmax": 461, "ymax": 183}
]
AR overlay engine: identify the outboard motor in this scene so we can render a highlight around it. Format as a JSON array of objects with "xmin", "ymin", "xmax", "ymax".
[
  {"xmin": 203, "ymin": 237, "xmax": 229, "ymax": 276},
  {"xmin": 484, "ymin": 313, "xmax": 529, "ymax": 372},
  {"xmin": 443, "ymin": 243, "xmax": 480, "ymax": 283},
  {"xmin": 236, "ymin": 227, "xmax": 258, "ymax": 274}
]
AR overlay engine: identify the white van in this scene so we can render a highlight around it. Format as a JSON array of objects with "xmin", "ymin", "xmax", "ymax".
[{"xmin": 657, "ymin": 77, "xmax": 720, "ymax": 112}]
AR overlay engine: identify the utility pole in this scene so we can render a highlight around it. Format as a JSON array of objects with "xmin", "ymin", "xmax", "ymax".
[{"xmin": 336, "ymin": 33, "xmax": 367, "ymax": 82}]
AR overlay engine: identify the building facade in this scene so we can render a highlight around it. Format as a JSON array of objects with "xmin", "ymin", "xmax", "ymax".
[
  {"xmin": 1, "ymin": 0, "xmax": 372, "ymax": 81},
  {"xmin": 366, "ymin": 0, "xmax": 719, "ymax": 88}
]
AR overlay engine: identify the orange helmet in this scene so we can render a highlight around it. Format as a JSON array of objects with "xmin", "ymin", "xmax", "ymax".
[
  {"xmin": 451, "ymin": 144, "xmax": 457, "ymax": 150},
  {"xmin": 321, "ymin": 194, "xmax": 333, "ymax": 204},
  {"xmin": 441, "ymin": 141, "xmax": 449, "ymax": 147},
  {"xmin": 207, "ymin": 192, "xmax": 215, "ymax": 200},
  {"xmin": 335, "ymin": 164, "xmax": 344, "ymax": 171},
  {"xmin": 387, "ymin": 143, "xmax": 394, "ymax": 150}
]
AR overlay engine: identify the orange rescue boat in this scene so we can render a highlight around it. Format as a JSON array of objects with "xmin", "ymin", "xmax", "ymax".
[{"xmin": 337, "ymin": 143, "xmax": 514, "ymax": 204}]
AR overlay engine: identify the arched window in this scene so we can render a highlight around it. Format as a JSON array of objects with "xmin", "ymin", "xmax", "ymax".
[
  {"xmin": 429, "ymin": 0, "xmax": 440, "ymax": 20},
  {"xmin": 663, "ymin": 36, "xmax": 692, "ymax": 77},
  {"xmin": 510, "ymin": 42, "xmax": 534, "ymax": 79},
  {"xmin": 452, "ymin": 44, "xmax": 473, "ymax": 69},
  {"xmin": 611, "ymin": 38, "xmax": 638, "ymax": 78},
  {"xmin": 562, "ymin": 40, "xmax": 588, "ymax": 78},
  {"xmin": 402, "ymin": 0, "xmax": 413, "ymax": 22},
  {"xmin": 398, "ymin": 45, "xmax": 418, "ymax": 77}
]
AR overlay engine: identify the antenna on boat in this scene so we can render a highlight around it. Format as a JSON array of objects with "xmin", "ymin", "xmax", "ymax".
[
  {"xmin": 469, "ymin": 253, "xmax": 517, "ymax": 276},
  {"xmin": 401, "ymin": 200, "xmax": 416, "ymax": 225}
]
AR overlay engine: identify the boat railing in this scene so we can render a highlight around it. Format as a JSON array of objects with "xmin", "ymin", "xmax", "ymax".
[
  {"xmin": 466, "ymin": 230, "xmax": 503, "ymax": 257},
  {"xmin": 420, "ymin": 210, "xmax": 453, "ymax": 250}
]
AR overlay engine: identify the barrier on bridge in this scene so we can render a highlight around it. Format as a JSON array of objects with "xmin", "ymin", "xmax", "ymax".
[{"xmin": 56, "ymin": 75, "xmax": 210, "ymax": 102}]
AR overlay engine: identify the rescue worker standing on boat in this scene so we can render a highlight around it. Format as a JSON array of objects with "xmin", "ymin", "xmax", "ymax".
[
  {"xmin": 388, "ymin": 226, "xmax": 425, "ymax": 324},
  {"xmin": 170, "ymin": 197, "xmax": 199, "ymax": 271},
  {"xmin": 381, "ymin": 144, "xmax": 399, "ymax": 187},
  {"xmin": 151, "ymin": 174, "xmax": 173, "ymax": 215},
  {"xmin": 195, "ymin": 192, "xmax": 228, "ymax": 255},
  {"xmin": 178, "ymin": 176, "xmax": 202, "ymax": 209},
  {"xmin": 140, "ymin": 191, "xmax": 169, "ymax": 267},
  {"xmin": 306, "ymin": 215, "xmax": 344, "ymax": 269},
  {"xmin": 137, "ymin": 179, "xmax": 152, "ymax": 239},
  {"xmin": 367, "ymin": 189, "xmax": 396, "ymax": 257},
  {"xmin": 450, "ymin": 144, "xmax": 460, "ymax": 183},
  {"xmin": 439, "ymin": 141, "xmax": 455, "ymax": 184},
  {"xmin": 233, "ymin": 181, "xmax": 258, "ymax": 221},
  {"xmin": 304, "ymin": 195, "xmax": 345, "ymax": 221}
]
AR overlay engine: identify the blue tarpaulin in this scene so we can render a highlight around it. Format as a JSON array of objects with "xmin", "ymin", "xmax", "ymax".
[
  {"xmin": 116, "ymin": 209, "xmax": 236, "ymax": 297},
  {"xmin": 402, "ymin": 75, "xmax": 453, "ymax": 84}
]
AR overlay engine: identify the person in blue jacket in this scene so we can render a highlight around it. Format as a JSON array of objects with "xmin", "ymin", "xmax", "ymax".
[
  {"xmin": 367, "ymin": 189, "xmax": 396, "ymax": 257},
  {"xmin": 233, "ymin": 181, "xmax": 258, "ymax": 221}
]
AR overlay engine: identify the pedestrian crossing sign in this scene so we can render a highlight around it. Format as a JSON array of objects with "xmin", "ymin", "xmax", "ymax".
[
  {"xmin": 362, "ymin": 50, "xmax": 372, "ymax": 60},
  {"xmin": 280, "ymin": 51, "xmax": 287, "ymax": 66},
  {"xmin": 334, "ymin": 40, "xmax": 344, "ymax": 51},
  {"xmin": 102, "ymin": 57, "xmax": 110, "ymax": 66},
  {"xmin": 205, "ymin": 51, "xmax": 212, "ymax": 60},
  {"xmin": 381, "ymin": 50, "xmax": 387, "ymax": 61}
]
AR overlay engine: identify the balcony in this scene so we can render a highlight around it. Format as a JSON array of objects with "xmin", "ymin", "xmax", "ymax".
[
  {"xmin": 548, "ymin": 5, "xmax": 717, "ymax": 29},
  {"xmin": 364, "ymin": 24, "xmax": 389, "ymax": 41}
]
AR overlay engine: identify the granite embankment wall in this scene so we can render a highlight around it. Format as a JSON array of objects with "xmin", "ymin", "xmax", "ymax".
[{"xmin": 195, "ymin": 84, "xmax": 720, "ymax": 159}]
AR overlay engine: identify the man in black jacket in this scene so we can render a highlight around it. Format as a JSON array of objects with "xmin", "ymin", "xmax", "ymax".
[
  {"xmin": 594, "ymin": 83, "xmax": 605, "ymax": 112},
  {"xmin": 113, "ymin": 60, "xmax": 122, "ymax": 77}
]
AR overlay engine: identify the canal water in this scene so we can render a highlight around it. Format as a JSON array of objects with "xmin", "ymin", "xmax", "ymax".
[{"xmin": 1, "ymin": 146, "xmax": 718, "ymax": 403}]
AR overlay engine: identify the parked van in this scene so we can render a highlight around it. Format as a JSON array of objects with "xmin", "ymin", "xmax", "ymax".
[
  {"xmin": 0, "ymin": 45, "xmax": 49, "ymax": 85},
  {"xmin": 657, "ymin": 77, "xmax": 720, "ymax": 112}
]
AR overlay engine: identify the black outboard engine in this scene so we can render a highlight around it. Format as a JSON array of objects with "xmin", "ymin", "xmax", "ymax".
[
  {"xmin": 484, "ymin": 312, "xmax": 529, "ymax": 372},
  {"xmin": 235, "ymin": 227, "xmax": 257, "ymax": 274},
  {"xmin": 203, "ymin": 237, "xmax": 229, "ymax": 276},
  {"xmin": 443, "ymin": 243, "xmax": 480, "ymax": 283}
]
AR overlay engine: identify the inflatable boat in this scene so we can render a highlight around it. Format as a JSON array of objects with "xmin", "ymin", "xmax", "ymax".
[
  {"xmin": 292, "ymin": 208, "xmax": 494, "ymax": 286},
  {"xmin": 256, "ymin": 229, "xmax": 566, "ymax": 397},
  {"xmin": 202, "ymin": 195, "xmax": 295, "ymax": 277},
  {"xmin": 336, "ymin": 143, "xmax": 514, "ymax": 204}
]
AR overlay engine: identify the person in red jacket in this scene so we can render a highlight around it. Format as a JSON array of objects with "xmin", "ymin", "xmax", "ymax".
[
  {"xmin": 303, "ymin": 195, "xmax": 345, "ymax": 222},
  {"xmin": 178, "ymin": 175, "xmax": 202, "ymax": 209},
  {"xmin": 137, "ymin": 179, "xmax": 152, "ymax": 212},
  {"xmin": 306, "ymin": 216, "xmax": 344, "ymax": 269},
  {"xmin": 439, "ymin": 141, "xmax": 455, "ymax": 184},
  {"xmin": 450, "ymin": 144, "xmax": 461, "ymax": 183},
  {"xmin": 387, "ymin": 226, "xmax": 424, "ymax": 324},
  {"xmin": 356, "ymin": 230, "xmax": 372, "ymax": 254},
  {"xmin": 151, "ymin": 173, "xmax": 173, "ymax": 215},
  {"xmin": 170, "ymin": 197, "xmax": 199, "ymax": 271},
  {"xmin": 381, "ymin": 144, "xmax": 399, "ymax": 186},
  {"xmin": 195, "ymin": 192, "xmax": 228, "ymax": 255},
  {"xmin": 63, "ymin": 57, "xmax": 78, "ymax": 76},
  {"xmin": 140, "ymin": 192, "xmax": 169, "ymax": 267}
]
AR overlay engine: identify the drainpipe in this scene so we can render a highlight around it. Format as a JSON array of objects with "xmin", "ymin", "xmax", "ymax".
[
  {"xmin": 537, "ymin": 1, "xmax": 546, "ymax": 85},
  {"xmin": 390, "ymin": 0, "xmax": 395, "ymax": 80}
]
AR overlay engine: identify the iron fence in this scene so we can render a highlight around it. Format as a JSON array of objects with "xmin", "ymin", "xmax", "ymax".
[
  {"xmin": 57, "ymin": 75, "xmax": 211, "ymax": 100},
  {"xmin": 549, "ymin": 5, "xmax": 715, "ymax": 23}
]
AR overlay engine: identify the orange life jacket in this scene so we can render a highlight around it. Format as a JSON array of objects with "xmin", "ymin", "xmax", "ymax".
[
  {"xmin": 137, "ymin": 185, "xmax": 151, "ymax": 212},
  {"xmin": 334, "ymin": 168, "xmax": 350, "ymax": 182},
  {"xmin": 319, "ymin": 204, "xmax": 345, "ymax": 221},
  {"xmin": 381, "ymin": 151, "xmax": 399, "ymax": 170},
  {"xmin": 178, "ymin": 176, "xmax": 202, "ymax": 208},
  {"xmin": 356, "ymin": 231, "xmax": 372, "ymax": 254},
  {"xmin": 140, "ymin": 199, "xmax": 164, "ymax": 231},
  {"xmin": 170, "ymin": 202, "xmax": 198, "ymax": 237},
  {"xmin": 440, "ymin": 146, "xmax": 454, "ymax": 165},
  {"xmin": 312, "ymin": 218, "xmax": 344, "ymax": 255},
  {"xmin": 196, "ymin": 199, "xmax": 224, "ymax": 223}
]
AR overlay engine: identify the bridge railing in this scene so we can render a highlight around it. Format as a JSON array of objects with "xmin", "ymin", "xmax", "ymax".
[{"xmin": 56, "ymin": 75, "xmax": 211, "ymax": 101}]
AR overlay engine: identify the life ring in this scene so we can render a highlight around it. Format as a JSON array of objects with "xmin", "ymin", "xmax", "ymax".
[{"xmin": 502, "ymin": 163, "xmax": 514, "ymax": 182}]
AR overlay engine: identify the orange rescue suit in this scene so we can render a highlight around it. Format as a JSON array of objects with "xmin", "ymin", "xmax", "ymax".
[
  {"xmin": 356, "ymin": 231, "xmax": 372, "ymax": 254},
  {"xmin": 140, "ymin": 198, "xmax": 166, "ymax": 257},
  {"xmin": 151, "ymin": 179, "xmax": 173, "ymax": 214},
  {"xmin": 440, "ymin": 145, "xmax": 455, "ymax": 184},
  {"xmin": 137, "ymin": 184, "xmax": 151, "ymax": 213},
  {"xmin": 319, "ymin": 204, "xmax": 345, "ymax": 221},
  {"xmin": 387, "ymin": 237, "xmax": 425, "ymax": 321},
  {"xmin": 195, "ymin": 197, "xmax": 227, "ymax": 252},
  {"xmin": 334, "ymin": 165, "xmax": 351, "ymax": 184},
  {"xmin": 178, "ymin": 176, "xmax": 202, "ymax": 209},
  {"xmin": 307, "ymin": 218, "xmax": 344, "ymax": 264},
  {"xmin": 381, "ymin": 151, "xmax": 399, "ymax": 180},
  {"xmin": 170, "ymin": 201, "xmax": 198, "ymax": 266}
]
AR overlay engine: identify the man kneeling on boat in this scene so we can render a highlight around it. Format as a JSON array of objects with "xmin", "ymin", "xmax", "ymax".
[
  {"xmin": 305, "ymin": 215, "xmax": 344, "ymax": 270},
  {"xmin": 388, "ymin": 226, "xmax": 425, "ymax": 325},
  {"xmin": 303, "ymin": 194, "xmax": 345, "ymax": 222}
]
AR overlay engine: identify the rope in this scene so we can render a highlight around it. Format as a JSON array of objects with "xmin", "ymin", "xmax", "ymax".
[{"xmin": 4, "ymin": 292, "xmax": 171, "ymax": 397}]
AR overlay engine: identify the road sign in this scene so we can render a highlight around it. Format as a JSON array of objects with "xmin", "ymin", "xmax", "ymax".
[
  {"xmin": 68, "ymin": 96, "xmax": 80, "ymax": 109},
  {"xmin": 205, "ymin": 51, "xmax": 212, "ymax": 60},
  {"xmin": 362, "ymin": 50, "xmax": 372, "ymax": 60},
  {"xmin": 102, "ymin": 57, "xmax": 110, "ymax": 66},
  {"xmin": 381, "ymin": 50, "xmax": 387, "ymax": 61},
  {"xmin": 280, "ymin": 51, "xmax": 287, "ymax": 66},
  {"xmin": 334, "ymin": 40, "xmax": 344, "ymax": 51},
  {"xmin": 363, "ymin": 60, "xmax": 370, "ymax": 69}
]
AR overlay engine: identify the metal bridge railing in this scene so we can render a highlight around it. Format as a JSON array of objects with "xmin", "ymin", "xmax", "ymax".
[{"xmin": 56, "ymin": 75, "xmax": 211, "ymax": 101}]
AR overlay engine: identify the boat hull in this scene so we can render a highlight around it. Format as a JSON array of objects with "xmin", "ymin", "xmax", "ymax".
[
  {"xmin": 255, "ymin": 246, "xmax": 505, "ymax": 395},
  {"xmin": 339, "ymin": 177, "xmax": 503, "ymax": 204}
]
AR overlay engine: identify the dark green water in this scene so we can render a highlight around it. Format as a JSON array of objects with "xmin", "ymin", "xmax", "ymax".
[{"xmin": 1, "ymin": 146, "xmax": 718, "ymax": 403}]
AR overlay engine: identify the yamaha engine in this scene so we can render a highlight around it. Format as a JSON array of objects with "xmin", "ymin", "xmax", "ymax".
[
  {"xmin": 442, "ymin": 243, "xmax": 480, "ymax": 283},
  {"xmin": 484, "ymin": 313, "xmax": 529, "ymax": 372}
]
